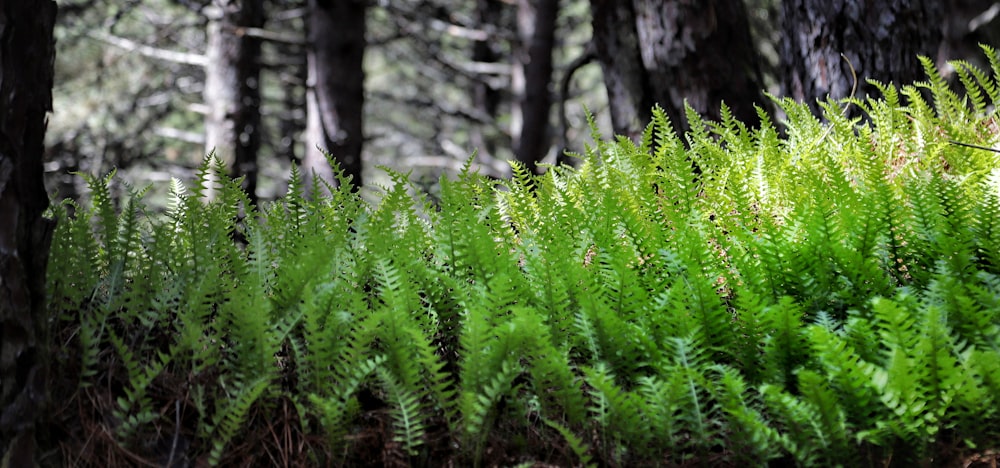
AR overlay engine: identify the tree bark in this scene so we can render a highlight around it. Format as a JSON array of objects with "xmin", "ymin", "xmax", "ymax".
[
  {"xmin": 512, "ymin": 0, "xmax": 559, "ymax": 171},
  {"xmin": 591, "ymin": 0, "xmax": 765, "ymax": 139},
  {"xmin": 304, "ymin": 0, "xmax": 366, "ymax": 195},
  {"xmin": 590, "ymin": 0, "xmax": 653, "ymax": 141},
  {"xmin": 204, "ymin": 0, "xmax": 264, "ymax": 202},
  {"xmin": 633, "ymin": 0, "xmax": 766, "ymax": 132},
  {"xmin": 0, "ymin": 0, "xmax": 58, "ymax": 465},
  {"xmin": 937, "ymin": 0, "xmax": 1000, "ymax": 76},
  {"xmin": 781, "ymin": 0, "xmax": 942, "ymax": 115}
]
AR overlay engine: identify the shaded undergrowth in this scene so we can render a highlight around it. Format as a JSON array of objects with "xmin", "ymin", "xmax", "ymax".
[{"xmin": 43, "ymin": 49, "xmax": 1000, "ymax": 467}]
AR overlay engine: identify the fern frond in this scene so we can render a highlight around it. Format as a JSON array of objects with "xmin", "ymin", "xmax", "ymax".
[
  {"xmin": 376, "ymin": 366, "xmax": 427, "ymax": 456},
  {"xmin": 635, "ymin": 374, "xmax": 683, "ymax": 457},
  {"xmin": 761, "ymin": 379, "xmax": 847, "ymax": 466},
  {"xmin": 310, "ymin": 355, "xmax": 385, "ymax": 448},
  {"xmin": 665, "ymin": 335, "xmax": 721, "ymax": 457},
  {"xmin": 952, "ymin": 59, "xmax": 991, "ymax": 115},
  {"xmin": 109, "ymin": 329, "xmax": 172, "ymax": 441},
  {"xmin": 541, "ymin": 417, "xmax": 595, "ymax": 468},
  {"xmin": 206, "ymin": 376, "xmax": 270, "ymax": 466},
  {"xmin": 918, "ymin": 55, "xmax": 964, "ymax": 125},
  {"xmin": 761, "ymin": 296, "xmax": 810, "ymax": 391},
  {"xmin": 807, "ymin": 324, "xmax": 883, "ymax": 430},
  {"xmin": 712, "ymin": 365, "xmax": 784, "ymax": 464},
  {"xmin": 584, "ymin": 363, "xmax": 644, "ymax": 463},
  {"xmin": 461, "ymin": 358, "xmax": 520, "ymax": 465}
]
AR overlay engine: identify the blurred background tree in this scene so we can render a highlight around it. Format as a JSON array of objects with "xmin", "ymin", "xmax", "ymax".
[
  {"xmin": 44, "ymin": 0, "xmax": 1000, "ymax": 208},
  {"xmin": 203, "ymin": 0, "xmax": 264, "ymax": 201},
  {"xmin": 303, "ymin": 0, "xmax": 366, "ymax": 195}
]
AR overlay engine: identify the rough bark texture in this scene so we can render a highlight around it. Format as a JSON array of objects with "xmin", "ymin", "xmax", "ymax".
[
  {"xmin": 204, "ymin": 0, "xmax": 264, "ymax": 202},
  {"xmin": 590, "ymin": 0, "xmax": 652, "ymax": 141},
  {"xmin": 632, "ymin": 0, "xmax": 765, "ymax": 133},
  {"xmin": 591, "ymin": 0, "xmax": 765, "ymax": 139},
  {"xmin": 0, "ymin": 0, "xmax": 58, "ymax": 465},
  {"xmin": 781, "ymin": 0, "xmax": 942, "ymax": 115},
  {"xmin": 512, "ymin": 0, "xmax": 559, "ymax": 171},
  {"xmin": 304, "ymin": 0, "xmax": 366, "ymax": 195}
]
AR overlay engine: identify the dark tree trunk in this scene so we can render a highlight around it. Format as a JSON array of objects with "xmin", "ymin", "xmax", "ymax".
[
  {"xmin": 590, "ymin": 0, "xmax": 653, "ymax": 141},
  {"xmin": 632, "ymin": 0, "xmax": 766, "ymax": 132},
  {"xmin": 470, "ymin": 0, "xmax": 507, "ymax": 161},
  {"xmin": 204, "ymin": 0, "xmax": 264, "ymax": 202},
  {"xmin": 938, "ymin": 0, "xmax": 1000, "ymax": 76},
  {"xmin": 304, "ymin": 0, "xmax": 366, "ymax": 195},
  {"xmin": 274, "ymin": 1, "xmax": 308, "ymax": 168},
  {"xmin": 512, "ymin": 0, "xmax": 559, "ymax": 171},
  {"xmin": 781, "ymin": 0, "xmax": 942, "ymax": 115},
  {"xmin": 0, "ymin": 0, "xmax": 58, "ymax": 465},
  {"xmin": 591, "ymin": 0, "xmax": 765, "ymax": 139}
]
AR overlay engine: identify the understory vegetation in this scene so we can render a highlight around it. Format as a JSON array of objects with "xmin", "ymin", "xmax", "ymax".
[{"xmin": 45, "ymin": 50, "xmax": 1000, "ymax": 467}]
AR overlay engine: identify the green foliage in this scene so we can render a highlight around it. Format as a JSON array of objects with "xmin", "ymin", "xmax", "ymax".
[{"xmin": 47, "ymin": 52, "xmax": 1000, "ymax": 465}]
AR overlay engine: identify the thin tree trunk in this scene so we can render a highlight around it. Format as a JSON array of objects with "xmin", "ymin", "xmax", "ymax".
[
  {"xmin": 275, "ymin": 8, "xmax": 307, "ymax": 168},
  {"xmin": 781, "ymin": 0, "xmax": 942, "ymax": 115},
  {"xmin": 303, "ymin": 0, "xmax": 366, "ymax": 195},
  {"xmin": 0, "ymin": 0, "xmax": 58, "ymax": 465},
  {"xmin": 204, "ymin": 0, "xmax": 264, "ymax": 202},
  {"xmin": 512, "ymin": 0, "xmax": 559, "ymax": 171},
  {"xmin": 470, "ymin": 0, "xmax": 506, "ymax": 162}
]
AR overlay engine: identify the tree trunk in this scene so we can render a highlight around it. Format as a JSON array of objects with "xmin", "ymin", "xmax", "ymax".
[
  {"xmin": 591, "ymin": 0, "xmax": 765, "ymax": 139},
  {"xmin": 204, "ymin": 0, "xmax": 264, "ymax": 202},
  {"xmin": 633, "ymin": 0, "xmax": 766, "ymax": 132},
  {"xmin": 0, "ymin": 0, "xmax": 58, "ymax": 465},
  {"xmin": 590, "ymin": 0, "xmax": 653, "ymax": 141},
  {"xmin": 512, "ymin": 0, "xmax": 559, "ymax": 171},
  {"xmin": 780, "ymin": 0, "xmax": 942, "ymax": 115},
  {"xmin": 470, "ymin": 0, "xmax": 507, "ymax": 162},
  {"xmin": 275, "ymin": 1, "xmax": 308, "ymax": 169},
  {"xmin": 937, "ymin": 0, "xmax": 1000, "ymax": 76},
  {"xmin": 304, "ymin": 0, "xmax": 366, "ymax": 195}
]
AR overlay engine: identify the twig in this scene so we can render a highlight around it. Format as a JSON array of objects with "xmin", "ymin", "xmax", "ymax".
[
  {"xmin": 232, "ymin": 26, "xmax": 305, "ymax": 46},
  {"xmin": 948, "ymin": 140, "xmax": 1000, "ymax": 153},
  {"xmin": 89, "ymin": 31, "xmax": 208, "ymax": 67},
  {"xmin": 804, "ymin": 53, "xmax": 859, "ymax": 150},
  {"xmin": 165, "ymin": 400, "xmax": 180, "ymax": 468}
]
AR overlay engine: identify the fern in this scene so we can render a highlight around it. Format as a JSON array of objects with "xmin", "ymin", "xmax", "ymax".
[
  {"xmin": 760, "ymin": 296, "xmax": 810, "ymax": 391},
  {"xmin": 205, "ymin": 376, "xmax": 270, "ymax": 466},
  {"xmin": 806, "ymin": 324, "xmax": 883, "ymax": 432},
  {"xmin": 865, "ymin": 296, "xmax": 952, "ymax": 460},
  {"xmin": 44, "ymin": 46, "xmax": 1000, "ymax": 467},
  {"xmin": 309, "ymin": 355, "xmax": 385, "ymax": 449},
  {"xmin": 712, "ymin": 365, "xmax": 784, "ymax": 465},
  {"xmin": 667, "ymin": 335, "xmax": 723, "ymax": 459},
  {"xmin": 583, "ymin": 363, "xmax": 644, "ymax": 463},
  {"xmin": 541, "ymin": 417, "xmax": 594, "ymax": 468},
  {"xmin": 461, "ymin": 358, "xmax": 520, "ymax": 465},
  {"xmin": 762, "ymin": 374, "xmax": 850, "ymax": 466},
  {"xmin": 376, "ymin": 366, "xmax": 428, "ymax": 456},
  {"xmin": 108, "ymin": 329, "xmax": 173, "ymax": 441}
]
